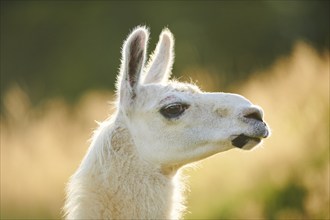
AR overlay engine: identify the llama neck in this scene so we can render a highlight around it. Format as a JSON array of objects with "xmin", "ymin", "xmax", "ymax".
[{"xmin": 66, "ymin": 115, "xmax": 184, "ymax": 219}]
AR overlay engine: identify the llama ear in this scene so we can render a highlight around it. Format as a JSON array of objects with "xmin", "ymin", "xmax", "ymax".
[
  {"xmin": 117, "ymin": 26, "xmax": 149, "ymax": 105},
  {"xmin": 143, "ymin": 28, "xmax": 174, "ymax": 84}
]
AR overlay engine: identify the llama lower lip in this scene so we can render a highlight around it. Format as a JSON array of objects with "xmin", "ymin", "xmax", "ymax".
[{"xmin": 231, "ymin": 134, "xmax": 261, "ymax": 149}]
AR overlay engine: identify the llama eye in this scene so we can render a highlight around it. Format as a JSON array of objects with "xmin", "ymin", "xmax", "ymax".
[{"xmin": 160, "ymin": 103, "xmax": 189, "ymax": 119}]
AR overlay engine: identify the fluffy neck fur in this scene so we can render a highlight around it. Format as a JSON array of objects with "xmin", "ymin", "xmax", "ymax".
[{"xmin": 64, "ymin": 113, "xmax": 185, "ymax": 219}]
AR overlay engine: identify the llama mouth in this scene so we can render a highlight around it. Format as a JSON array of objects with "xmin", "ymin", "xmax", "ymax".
[{"xmin": 231, "ymin": 134, "xmax": 261, "ymax": 150}]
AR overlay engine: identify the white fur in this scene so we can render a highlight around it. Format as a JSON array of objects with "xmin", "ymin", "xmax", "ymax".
[{"xmin": 64, "ymin": 26, "xmax": 269, "ymax": 219}]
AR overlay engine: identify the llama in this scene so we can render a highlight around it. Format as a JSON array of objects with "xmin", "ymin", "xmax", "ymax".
[{"xmin": 64, "ymin": 26, "xmax": 270, "ymax": 219}]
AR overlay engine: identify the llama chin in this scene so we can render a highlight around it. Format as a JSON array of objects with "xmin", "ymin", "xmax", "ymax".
[{"xmin": 64, "ymin": 26, "xmax": 270, "ymax": 219}]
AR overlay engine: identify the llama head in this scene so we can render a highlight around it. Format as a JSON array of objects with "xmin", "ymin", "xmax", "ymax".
[{"xmin": 116, "ymin": 26, "xmax": 270, "ymax": 169}]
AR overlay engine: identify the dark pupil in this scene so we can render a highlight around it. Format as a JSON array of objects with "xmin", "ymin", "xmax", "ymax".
[
  {"xmin": 160, "ymin": 103, "xmax": 187, "ymax": 119},
  {"xmin": 166, "ymin": 105, "xmax": 182, "ymax": 114}
]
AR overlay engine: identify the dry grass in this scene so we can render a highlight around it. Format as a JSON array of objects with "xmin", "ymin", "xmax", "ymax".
[
  {"xmin": 1, "ymin": 90, "xmax": 113, "ymax": 218},
  {"xmin": 1, "ymin": 42, "xmax": 329, "ymax": 219}
]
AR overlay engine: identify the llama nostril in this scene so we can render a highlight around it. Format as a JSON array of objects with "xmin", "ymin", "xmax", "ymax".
[{"xmin": 244, "ymin": 111, "xmax": 263, "ymax": 122}]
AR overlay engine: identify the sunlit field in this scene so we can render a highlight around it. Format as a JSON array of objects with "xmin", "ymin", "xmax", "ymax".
[{"xmin": 1, "ymin": 42, "xmax": 329, "ymax": 219}]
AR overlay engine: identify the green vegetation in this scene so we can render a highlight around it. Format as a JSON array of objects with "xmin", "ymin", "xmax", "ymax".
[{"xmin": 1, "ymin": 1, "xmax": 329, "ymax": 105}]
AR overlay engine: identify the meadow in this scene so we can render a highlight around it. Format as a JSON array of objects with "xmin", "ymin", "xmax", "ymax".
[{"xmin": 1, "ymin": 42, "xmax": 329, "ymax": 219}]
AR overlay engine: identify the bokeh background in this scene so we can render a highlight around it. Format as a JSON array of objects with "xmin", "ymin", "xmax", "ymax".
[{"xmin": 1, "ymin": 1, "xmax": 329, "ymax": 219}]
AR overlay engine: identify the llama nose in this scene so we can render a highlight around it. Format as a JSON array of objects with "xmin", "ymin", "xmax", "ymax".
[{"xmin": 243, "ymin": 108, "xmax": 263, "ymax": 122}]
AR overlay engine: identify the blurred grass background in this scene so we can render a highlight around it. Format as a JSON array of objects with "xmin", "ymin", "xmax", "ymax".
[{"xmin": 1, "ymin": 1, "xmax": 329, "ymax": 219}]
